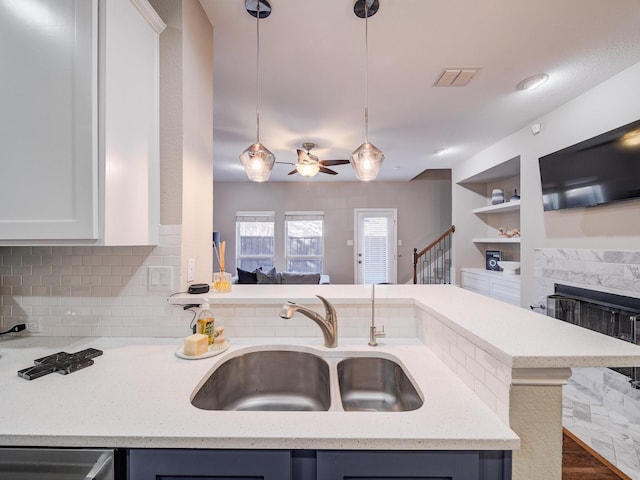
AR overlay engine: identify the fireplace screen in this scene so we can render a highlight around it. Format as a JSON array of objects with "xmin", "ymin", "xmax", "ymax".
[{"xmin": 547, "ymin": 284, "xmax": 640, "ymax": 386}]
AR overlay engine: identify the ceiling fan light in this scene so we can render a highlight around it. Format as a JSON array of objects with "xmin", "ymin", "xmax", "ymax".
[
  {"xmin": 296, "ymin": 163, "xmax": 320, "ymax": 177},
  {"xmin": 239, "ymin": 142, "xmax": 275, "ymax": 182},
  {"xmin": 350, "ymin": 142, "xmax": 384, "ymax": 181}
]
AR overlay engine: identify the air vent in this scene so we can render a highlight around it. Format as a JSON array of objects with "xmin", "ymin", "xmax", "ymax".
[{"xmin": 435, "ymin": 68, "xmax": 478, "ymax": 87}]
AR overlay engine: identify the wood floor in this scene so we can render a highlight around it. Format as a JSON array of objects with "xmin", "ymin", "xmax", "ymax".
[{"xmin": 562, "ymin": 428, "xmax": 632, "ymax": 480}]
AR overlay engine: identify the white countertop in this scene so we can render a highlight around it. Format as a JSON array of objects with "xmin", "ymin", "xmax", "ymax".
[
  {"xmin": 4, "ymin": 284, "xmax": 639, "ymax": 451},
  {"xmin": 172, "ymin": 284, "xmax": 640, "ymax": 369},
  {"xmin": 0, "ymin": 336, "xmax": 519, "ymax": 450}
]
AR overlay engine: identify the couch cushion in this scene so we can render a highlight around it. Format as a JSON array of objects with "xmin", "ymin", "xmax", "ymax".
[
  {"xmin": 280, "ymin": 272, "xmax": 321, "ymax": 285},
  {"xmin": 256, "ymin": 267, "xmax": 279, "ymax": 284},
  {"xmin": 237, "ymin": 268, "xmax": 258, "ymax": 284}
]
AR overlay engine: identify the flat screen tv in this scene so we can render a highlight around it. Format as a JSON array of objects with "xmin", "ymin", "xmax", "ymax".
[{"xmin": 538, "ymin": 119, "xmax": 640, "ymax": 211}]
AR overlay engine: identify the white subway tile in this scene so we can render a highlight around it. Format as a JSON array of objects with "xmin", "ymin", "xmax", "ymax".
[{"xmin": 465, "ymin": 356, "xmax": 486, "ymax": 383}]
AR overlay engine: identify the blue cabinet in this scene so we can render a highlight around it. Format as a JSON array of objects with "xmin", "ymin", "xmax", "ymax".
[
  {"xmin": 318, "ymin": 450, "xmax": 511, "ymax": 479},
  {"xmin": 127, "ymin": 449, "xmax": 511, "ymax": 480},
  {"xmin": 127, "ymin": 450, "xmax": 292, "ymax": 479}
]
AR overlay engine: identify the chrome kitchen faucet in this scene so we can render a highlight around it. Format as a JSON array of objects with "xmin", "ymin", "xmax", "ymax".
[{"xmin": 280, "ymin": 295, "xmax": 338, "ymax": 348}]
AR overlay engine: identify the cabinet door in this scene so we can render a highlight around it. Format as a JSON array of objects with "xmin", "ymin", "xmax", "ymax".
[
  {"xmin": 0, "ymin": 0, "xmax": 99, "ymax": 240},
  {"xmin": 128, "ymin": 449, "xmax": 291, "ymax": 480},
  {"xmin": 461, "ymin": 272, "xmax": 490, "ymax": 295},
  {"xmin": 490, "ymin": 278, "xmax": 520, "ymax": 306},
  {"xmin": 101, "ymin": 0, "xmax": 162, "ymax": 245},
  {"xmin": 317, "ymin": 450, "xmax": 480, "ymax": 479}
]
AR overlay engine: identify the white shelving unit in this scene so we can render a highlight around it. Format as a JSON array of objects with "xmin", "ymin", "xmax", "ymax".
[
  {"xmin": 457, "ymin": 155, "xmax": 522, "ymax": 305},
  {"xmin": 472, "ymin": 200, "xmax": 520, "ymax": 214},
  {"xmin": 472, "ymin": 237, "xmax": 521, "ymax": 244}
]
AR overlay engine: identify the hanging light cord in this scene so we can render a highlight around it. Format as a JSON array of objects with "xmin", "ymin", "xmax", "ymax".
[
  {"xmin": 255, "ymin": 1, "xmax": 261, "ymax": 144},
  {"xmin": 364, "ymin": 0, "xmax": 370, "ymax": 144}
]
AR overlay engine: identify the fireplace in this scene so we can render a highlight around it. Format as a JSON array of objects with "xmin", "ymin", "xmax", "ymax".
[{"xmin": 547, "ymin": 284, "xmax": 640, "ymax": 386}]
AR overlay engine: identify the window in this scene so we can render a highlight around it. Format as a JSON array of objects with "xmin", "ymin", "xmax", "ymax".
[
  {"xmin": 235, "ymin": 212, "xmax": 275, "ymax": 271},
  {"xmin": 285, "ymin": 212, "xmax": 324, "ymax": 273}
]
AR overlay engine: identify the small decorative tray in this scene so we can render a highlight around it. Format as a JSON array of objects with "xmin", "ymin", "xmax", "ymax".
[{"xmin": 175, "ymin": 340, "xmax": 230, "ymax": 360}]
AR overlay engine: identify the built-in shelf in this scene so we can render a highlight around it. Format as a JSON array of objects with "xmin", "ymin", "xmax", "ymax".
[
  {"xmin": 472, "ymin": 237, "xmax": 521, "ymax": 244},
  {"xmin": 472, "ymin": 200, "xmax": 520, "ymax": 214}
]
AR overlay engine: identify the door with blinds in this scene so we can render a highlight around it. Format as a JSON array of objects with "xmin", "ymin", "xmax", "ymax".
[{"xmin": 354, "ymin": 209, "xmax": 397, "ymax": 284}]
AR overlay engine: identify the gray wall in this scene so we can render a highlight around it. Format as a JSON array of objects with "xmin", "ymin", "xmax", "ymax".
[{"xmin": 213, "ymin": 172, "xmax": 452, "ymax": 284}]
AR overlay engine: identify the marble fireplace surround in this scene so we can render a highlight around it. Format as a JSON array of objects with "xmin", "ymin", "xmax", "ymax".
[
  {"xmin": 534, "ymin": 248, "xmax": 640, "ymax": 476},
  {"xmin": 533, "ymin": 249, "xmax": 640, "ymax": 305}
]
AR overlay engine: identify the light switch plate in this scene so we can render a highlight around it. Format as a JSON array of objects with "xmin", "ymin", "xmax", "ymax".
[
  {"xmin": 148, "ymin": 266, "xmax": 173, "ymax": 291},
  {"xmin": 187, "ymin": 258, "xmax": 196, "ymax": 282}
]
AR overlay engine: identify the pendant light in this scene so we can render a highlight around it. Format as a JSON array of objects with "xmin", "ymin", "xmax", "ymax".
[
  {"xmin": 350, "ymin": 0, "xmax": 384, "ymax": 182},
  {"xmin": 239, "ymin": 0, "xmax": 275, "ymax": 182}
]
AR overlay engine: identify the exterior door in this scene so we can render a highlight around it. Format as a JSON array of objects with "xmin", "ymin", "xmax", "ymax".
[{"xmin": 354, "ymin": 209, "xmax": 397, "ymax": 284}]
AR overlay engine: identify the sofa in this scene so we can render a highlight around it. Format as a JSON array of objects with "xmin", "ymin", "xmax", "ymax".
[{"xmin": 233, "ymin": 267, "xmax": 330, "ymax": 285}]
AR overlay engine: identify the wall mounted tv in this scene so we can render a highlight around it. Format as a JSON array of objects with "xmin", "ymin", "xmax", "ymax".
[{"xmin": 539, "ymin": 119, "xmax": 640, "ymax": 211}]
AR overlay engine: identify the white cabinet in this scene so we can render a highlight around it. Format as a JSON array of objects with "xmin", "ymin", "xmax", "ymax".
[
  {"xmin": 461, "ymin": 268, "xmax": 521, "ymax": 306},
  {"xmin": 0, "ymin": 1, "xmax": 98, "ymax": 241},
  {"xmin": 0, "ymin": 0, "xmax": 165, "ymax": 245}
]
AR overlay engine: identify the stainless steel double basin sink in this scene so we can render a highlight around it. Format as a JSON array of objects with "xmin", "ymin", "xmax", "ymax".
[{"xmin": 191, "ymin": 348, "xmax": 423, "ymax": 412}]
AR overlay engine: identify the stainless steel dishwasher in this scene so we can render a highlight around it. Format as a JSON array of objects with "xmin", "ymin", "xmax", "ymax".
[{"xmin": 0, "ymin": 448, "xmax": 115, "ymax": 479}]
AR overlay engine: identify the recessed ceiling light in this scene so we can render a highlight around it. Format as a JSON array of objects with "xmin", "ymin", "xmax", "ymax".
[
  {"xmin": 516, "ymin": 73, "xmax": 549, "ymax": 91},
  {"xmin": 433, "ymin": 147, "xmax": 448, "ymax": 156}
]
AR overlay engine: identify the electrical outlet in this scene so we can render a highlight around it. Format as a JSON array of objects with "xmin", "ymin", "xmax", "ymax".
[
  {"xmin": 26, "ymin": 319, "xmax": 42, "ymax": 333},
  {"xmin": 187, "ymin": 258, "xmax": 196, "ymax": 282}
]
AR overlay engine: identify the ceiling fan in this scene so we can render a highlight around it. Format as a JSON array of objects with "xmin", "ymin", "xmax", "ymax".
[{"xmin": 278, "ymin": 143, "xmax": 350, "ymax": 177}]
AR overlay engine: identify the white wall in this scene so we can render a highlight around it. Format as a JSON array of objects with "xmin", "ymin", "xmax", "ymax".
[
  {"xmin": 453, "ymin": 61, "xmax": 640, "ymax": 308},
  {"xmin": 180, "ymin": 0, "xmax": 213, "ymax": 287},
  {"xmin": 212, "ymin": 174, "xmax": 452, "ymax": 284}
]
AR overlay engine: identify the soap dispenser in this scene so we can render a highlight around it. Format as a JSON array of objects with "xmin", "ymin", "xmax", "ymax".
[{"xmin": 196, "ymin": 303, "xmax": 215, "ymax": 345}]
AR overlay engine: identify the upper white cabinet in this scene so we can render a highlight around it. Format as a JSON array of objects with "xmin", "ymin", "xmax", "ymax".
[
  {"xmin": 0, "ymin": 0, "xmax": 165, "ymax": 245},
  {"xmin": 0, "ymin": 1, "xmax": 98, "ymax": 241}
]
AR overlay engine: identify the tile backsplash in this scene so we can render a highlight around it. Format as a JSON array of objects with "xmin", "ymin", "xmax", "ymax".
[
  {"xmin": 0, "ymin": 228, "xmax": 418, "ymax": 339},
  {"xmin": 0, "ymin": 225, "xmax": 193, "ymax": 337}
]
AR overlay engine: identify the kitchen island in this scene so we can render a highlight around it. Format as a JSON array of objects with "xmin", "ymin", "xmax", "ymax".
[{"xmin": 2, "ymin": 284, "xmax": 640, "ymax": 479}]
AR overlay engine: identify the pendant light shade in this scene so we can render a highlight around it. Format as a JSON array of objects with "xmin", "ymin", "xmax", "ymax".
[
  {"xmin": 350, "ymin": 141, "xmax": 384, "ymax": 181},
  {"xmin": 239, "ymin": 142, "xmax": 275, "ymax": 182},
  {"xmin": 350, "ymin": 0, "xmax": 384, "ymax": 182},
  {"xmin": 240, "ymin": 0, "xmax": 274, "ymax": 182}
]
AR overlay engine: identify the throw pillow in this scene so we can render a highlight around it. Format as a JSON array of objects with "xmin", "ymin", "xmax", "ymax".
[
  {"xmin": 237, "ymin": 268, "xmax": 258, "ymax": 284},
  {"xmin": 256, "ymin": 267, "xmax": 279, "ymax": 284},
  {"xmin": 279, "ymin": 272, "xmax": 321, "ymax": 285}
]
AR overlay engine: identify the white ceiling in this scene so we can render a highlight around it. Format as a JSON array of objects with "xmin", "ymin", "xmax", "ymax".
[{"xmin": 199, "ymin": 0, "xmax": 640, "ymax": 182}]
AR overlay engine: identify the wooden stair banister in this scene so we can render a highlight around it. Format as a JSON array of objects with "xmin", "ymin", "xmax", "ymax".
[{"xmin": 413, "ymin": 225, "xmax": 455, "ymax": 285}]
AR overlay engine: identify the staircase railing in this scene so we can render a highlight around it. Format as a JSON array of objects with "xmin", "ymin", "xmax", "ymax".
[{"xmin": 413, "ymin": 225, "xmax": 455, "ymax": 284}]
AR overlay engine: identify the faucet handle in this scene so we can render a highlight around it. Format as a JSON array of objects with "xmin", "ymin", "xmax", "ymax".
[{"xmin": 368, "ymin": 325, "xmax": 385, "ymax": 346}]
